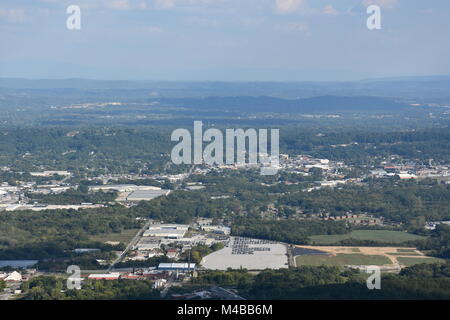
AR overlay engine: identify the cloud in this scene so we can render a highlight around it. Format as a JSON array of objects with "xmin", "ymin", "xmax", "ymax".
[
  {"xmin": 184, "ymin": 16, "xmax": 220, "ymax": 27},
  {"xmin": 361, "ymin": 0, "xmax": 398, "ymax": 9},
  {"xmin": 276, "ymin": 22, "xmax": 310, "ymax": 35},
  {"xmin": 274, "ymin": 0, "xmax": 340, "ymax": 16},
  {"xmin": 107, "ymin": 0, "xmax": 131, "ymax": 10},
  {"xmin": 144, "ymin": 26, "xmax": 163, "ymax": 33},
  {"xmin": 43, "ymin": 0, "xmax": 149, "ymax": 10},
  {"xmin": 0, "ymin": 8, "xmax": 25, "ymax": 23},
  {"xmin": 275, "ymin": 0, "xmax": 307, "ymax": 14},
  {"xmin": 323, "ymin": 5, "xmax": 339, "ymax": 16},
  {"xmin": 155, "ymin": 0, "xmax": 175, "ymax": 9},
  {"xmin": 138, "ymin": 1, "xmax": 148, "ymax": 9}
]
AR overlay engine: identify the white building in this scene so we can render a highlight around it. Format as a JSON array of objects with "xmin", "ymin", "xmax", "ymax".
[
  {"xmin": 143, "ymin": 224, "xmax": 189, "ymax": 239},
  {"xmin": 126, "ymin": 189, "xmax": 170, "ymax": 201},
  {"xmin": 158, "ymin": 263, "xmax": 196, "ymax": 271},
  {"xmin": 5, "ymin": 271, "xmax": 22, "ymax": 282},
  {"xmin": 88, "ymin": 273, "xmax": 120, "ymax": 280},
  {"xmin": 398, "ymin": 173, "xmax": 418, "ymax": 180},
  {"xmin": 201, "ymin": 225, "xmax": 231, "ymax": 235},
  {"xmin": 153, "ymin": 279, "xmax": 167, "ymax": 289},
  {"xmin": 30, "ymin": 171, "xmax": 71, "ymax": 177},
  {"xmin": 89, "ymin": 184, "xmax": 162, "ymax": 193}
]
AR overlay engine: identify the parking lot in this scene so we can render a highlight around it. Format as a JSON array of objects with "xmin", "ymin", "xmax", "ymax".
[{"xmin": 201, "ymin": 237, "xmax": 288, "ymax": 270}]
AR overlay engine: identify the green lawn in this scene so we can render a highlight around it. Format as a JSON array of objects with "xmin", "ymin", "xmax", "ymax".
[
  {"xmin": 295, "ymin": 253, "xmax": 391, "ymax": 267},
  {"xmin": 397, "ymin": 257, "xmax": 446, "ymax": 267},
  {"xmin": 309, "ymin": 230, "xmax": 426, "ymax": 245},
  {"xmin": 389, "ymin": 253, "xmax": 423, "ymax": 256},
  {"xmin": 388, "ymin": 248, "xmax": 422, "ymax": 256},
  {"xmin": 397, "ymin": 248, "xmax": 417, "ymax": 253}
]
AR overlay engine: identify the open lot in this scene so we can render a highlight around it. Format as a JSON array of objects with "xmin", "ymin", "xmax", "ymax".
[
  {"xmin": 201, "ymin": 237, "xmax": 288, "ymax": 270},
  {"xmin": 309, "ymin": 230, "xmax": 426, "ymax": 245},
  {"xmin": 294, "ymin": 245, "xmax": 440, "ymax": 268}
]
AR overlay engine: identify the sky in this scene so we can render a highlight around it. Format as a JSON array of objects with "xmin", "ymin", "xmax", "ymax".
[{"xmin": 0, "ymin": 0, "xmax": 449, "ymax": 81}]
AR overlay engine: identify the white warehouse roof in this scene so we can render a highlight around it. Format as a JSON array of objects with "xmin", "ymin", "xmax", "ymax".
[{"xmin": 158, "ymin": 263, "xmax": 196, "ymax": 270}]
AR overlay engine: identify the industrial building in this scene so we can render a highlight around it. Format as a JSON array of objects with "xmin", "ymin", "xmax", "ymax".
[
  {"xmin": 89, "ymin": 184, "xmax": 163, "ymax": 193},
  {"xmin": 158, "ymin": 263, "xmax": 196, "ymax": 271},
  {"xmin": 30, "ymin": 171, "xmax": 71, "ymax": 177},
  {"xmin": 126, "ymin": 189, "xmax": 170, "ymax": 201},
  {"xmin": 143, "ymin": 224, "xmax": 189, "ymax": 239},
  {"xmin": 88, "ymin": 273, "xmax": 121, "ymax": 280},
  {"xmin": 134, "ymin": 238, "xmax": 161, "ymax": 251},
  {"xmin": 200, "ymin": 225, "xmax": 231, "ymax": 235}
]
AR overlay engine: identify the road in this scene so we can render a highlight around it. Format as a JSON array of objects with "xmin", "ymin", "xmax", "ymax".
[
  {"xmin": 108, "ymin": 219, "xmax": 153, "ymax": 271},
  {"xmin": 173, "ymin": 165, "xmax": 195, "ymax": 191},
  {"xmin": 0, "ymin": 294, "xmax": 13, "ymax": 300},
  {"xmin": 160, "ymin": 272, "xmax": 179, "ymax": 298},
  {"xmin": 287, "ymin": 245, "xmax": 295, "ymax": 267},
  {"xmin": 108, "ymin": 165, "xmax": 195, "ymax": 271}
]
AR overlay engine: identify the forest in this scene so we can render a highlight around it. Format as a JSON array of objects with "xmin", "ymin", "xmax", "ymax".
[
  {"xmin": 0, "ymin": 126, "xmax": 449, "ymax": 175},
  {"xmin": 21, "ymin": 277, "xmax": 160, "ymax": 300},
  {"xmin": 19, "ymin": 263, "xmax": 450, "ymax": 300},
  {"xmin": 278, "ymin": 179, "xmax": 450, "ymax": 225},
  {"xmin": 231, "ymin": 218, "xmax": 348, "ymax": 244}
]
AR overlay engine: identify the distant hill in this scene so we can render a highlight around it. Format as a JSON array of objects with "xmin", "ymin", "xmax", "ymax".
[
  {"xmin": 157, "ymin": 96, "xmax": 410, "ymax": 113},
  {"xmin": 0, "ymin": 77, "xmax": 449, "ymax": 101}
]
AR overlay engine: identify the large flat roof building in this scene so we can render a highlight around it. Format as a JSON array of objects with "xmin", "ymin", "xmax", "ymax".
[
  {"xmin": 88, "ymin": 273, "xmax": 121, "ymax": 280},
  {"xmin": 143, "ymin": 224, "xmax": 189, "ymax": 239},
  {"xmin": 158, "ymin": 263, "xmax": 196, "ymax": 271},
  {"xmin": 126, "ymin": 189, "xmax": 170, "ymax": 201},
  {"xmin": 89, "ymin": 184, "xmax": 163, "ymax": 193}
]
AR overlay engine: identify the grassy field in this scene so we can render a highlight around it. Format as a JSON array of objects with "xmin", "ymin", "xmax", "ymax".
[
  {"xmin": 389, "ymin": 252, "xmax": 423, "ymax": 256},
  {"xmin": 309, "ymin": 230, "xmax": 425, "ymax": 245},
  {"xmin": 89, "ymin": 228, "xmax": 140, "ymax": 244},
  {"xmin": 295, "ymin": 253, "xmax": 391, "ymax": 267},
  {"xmin": 397, "ymin": 257, "xmax": 446, "ymax": 267}
]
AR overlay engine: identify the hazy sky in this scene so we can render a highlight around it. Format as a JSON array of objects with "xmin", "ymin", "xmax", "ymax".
[{"xmin": 1, "ymin": 0, "xmax": 449, "ymax": 81}]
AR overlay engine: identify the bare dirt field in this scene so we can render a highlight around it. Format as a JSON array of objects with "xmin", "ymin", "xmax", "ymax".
[{"xmin": 294, "ymin": 245, "xmax": 440, "ymax": 269}]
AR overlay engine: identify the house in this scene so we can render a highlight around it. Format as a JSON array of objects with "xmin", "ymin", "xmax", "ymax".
[
  {"xmin": 153, "ymin": 279, "xmax": 167, "ymax": 289},
  {"xmin": 166, "ymin": 249, "xmax": 179, "ymax": 259}
]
